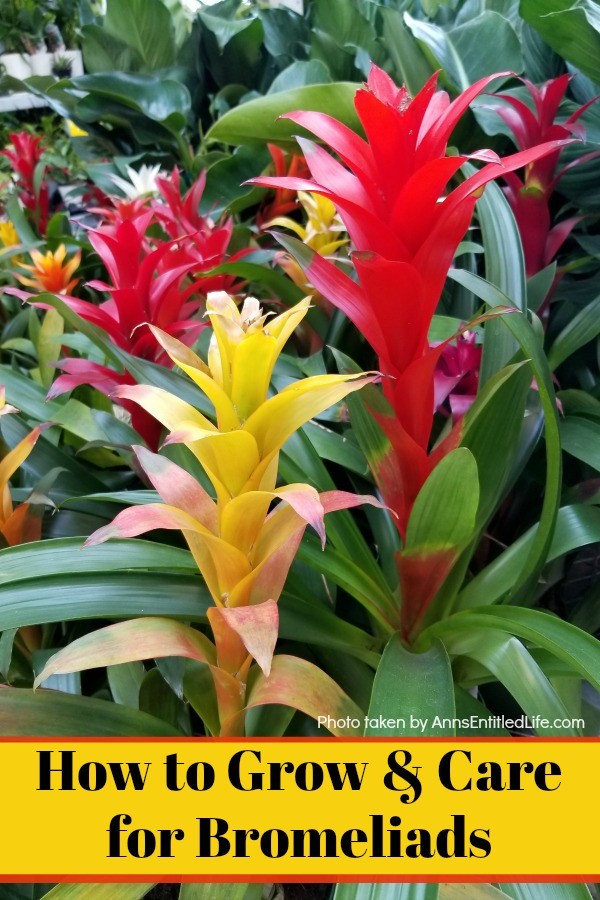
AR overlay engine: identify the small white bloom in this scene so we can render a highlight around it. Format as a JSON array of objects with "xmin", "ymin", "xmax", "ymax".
[
  {"xmin": 181, "ymin": 0, "xmax": 202, "ymax": 21},
  {"xmin": 109, "ymin": 164, "xmax": 164, "ymax": 199}
]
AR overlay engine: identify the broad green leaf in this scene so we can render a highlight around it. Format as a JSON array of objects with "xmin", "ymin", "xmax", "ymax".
[
  {"xmin": 0, "ymin": 688, "xmax": 180, "ymax": 735},
  {"xmin": 448, "ymin": 279, "xmax": 562, "ymax": 606},
  {"xmin": 139, "ymin": 667, "xmax": 183, "ymax": 729},
  {"xmin": 334, "ymin": 885, "xmax": 439, "ymax": 900},
  {"xmin": 36, "ymin": 309, "xmax": 64, "ymax": 390},
  {"xmin": 437, "ymin": 629, "xmax": 577, "ymax": 734},
  {"xmin": 501, "ymin": 884, "xmax": 592, "ymax": 900},
  {"xmin": 81, "ymin": 23, "xmax": 139, "ymax": 73},
  {"xmin": 380, "ymin": 7, "xmax": 432, "ymax": 95},
  {"xmin": 560, "ymin": 416, "xmax": 600, "ymax": 471},
  {"xmin": 34, "ymin": 618, "xmax": 216, "ymax": 687},
  {"xmin": 178, "ymin": 886, "xmax": 250, "ymax": 900},
  {"xmin": 199, "ymin": 7, "xmax": 258, "ymax": 49},
  {"xmin": 419, "ymin": 606, "xmax": 600, "ymax": 695},
  {"xmin": 460, "ymin": 362, "xmax": 531, "ymax": 527},
  {"xmin": 280, "ymin": 591, "xmax": 379, "ymax": 666},
  {"xmin": 280, "ymin": 427, "xmax": 395, "ymax": 601},
  {"xmin": 184, "ymin": 661, "xmax": 220, "ymax": 737},
  {"xmin": 268, "ymin": 59, "xmax": 332, "ymax": 94},
  {"xmin": 206, "ymin": 82, "xmax": 361, "ymax": 147},
  {"xmin": 457, "ymin": 504, "xmax": 600, "ymax": 609},
  {"xmin": 366, "ymin": 636, "xmax": 454, "ymax": 735},
  {"xmin": 297, "ymin": 535, "xmax": 398, "ymax": 631},
  {"xmin": 439, "ymin": 886, "xmax": 509, "ymax": 900},
  {"xmin": 0, "ymin": 538, "xmax": 195, "ymax": 586},
  {"xmin": 547, "ymin": 293, "xmax": 600, "ymax": 370},
  {"xmin": 103, "ymin": 0, "xmax": 176, "ymax": 70},
  {"xmin": 0, "ymin": 571, "xmax": 208, "ymax": 632},
  {"xmin": 43, "ymin": 885, "xmax": 154, "ymax": 899},
  {"xmin": 74, "ymin": 72, "xmax": 190, "ymax": 132},
  {"xmin": 468, "ymin": 176, "xmax": 527, "ymax": 384},
  {"xmin": 108, "ymin": 660, "xmax": 145, "ymax": 708},
  {"xmin": 406, "ymin": 448, "xmax": 479, "ymax": 550},
  {"xmin": 520, "ymin": 0, "xmax": 600, "ymax": 83},
  {"xmin": 405, "ymin": 12, "xmax": 521, "ymax": 91}
]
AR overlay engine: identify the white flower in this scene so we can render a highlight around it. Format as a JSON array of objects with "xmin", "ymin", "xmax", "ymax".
[
  {"xmin": 181, "ymin": 0, "xmax": 202, "ymax": 21},
  {"xmin": 109, "ymin": 164, "xmax": 164, "ymax": 200}
]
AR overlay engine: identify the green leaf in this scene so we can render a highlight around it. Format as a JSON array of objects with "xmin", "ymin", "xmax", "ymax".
[
  {"xmin": 103, "ymin": 0, "xmax": 176, "ymax": 70},
  {"xmin": 178, "ymin": 885, "xmax": 250, "ymax": 900},
  {"xmin": 0, "ymin": 687, "xmax": 180, "ymax": 735},
  {"xmin": 268, "ymin": 59, "xmax": 332, "ymax": 94},
  {"xmin": 405, "ymin": 12, "xmax": 521, "ymax": 91},
  {"xmin": 43, "ymin": 885, "xmax": 154, "ymax": 899},
  {"xmin": 520, "ymin": 0, "xmax": 600, "ymax": 83},
  {"xmin": 419, "ymin": 606, "xmax": 600, "ymax": 695},
  {"xmin": 74, "ymin": 72, "xmax": 190, "ymax": 132},
  {"xmin": 457, "ymin": 504, "xmax": 600, "ymax": 609},
  {"xmin": 439, "ymin": 886, "xmax": 510, "ymax": 900},
  {"xmin": 460, "ymin": 362, "xmax": 531, "ymax": 527},
  {"xmin": 108, "ymin": 660, "xmax": 145, "ymax": 708},
  {"xmin": 379, "ymin": 7, "xmax": 432, "ymax": 96},
  {"xmin": 366, "ymin": 636, "xmax": 455, "ymax": 735},
  {"xmin": 0, "ymin": 538, "xmax": 194, "ymax": 587},
  {"xmin": 81, "ymin": 24, "xmax": 139, "ymax": 74},
  {"xmin": 334, "ymin": 885, "xmax": 439, "ymax": 900},
  {"xmin": 468, "ymin": 176, "xmax": 527, "ymax": 384},
  {"xmin": 0, "ymin": 571, "xmax": 208, "ymax": 632},
  {"xmin": 406, "ymin": 448, "xmax": 479, "ymax": 550},
  {"xmin": 449, "ymin": 279, "xmax": 562, "ymax": 606},
  {"xmin": 206, "ymin": 82, "xmax": 361, "ymax": 147},
  {"xmin": 297, "ymin": 535, "xmax": 397, "ymax": 631},
  {"xmin": 501, "ymin": 884, "xmax": 593, "ymax": 900},
  {"xmin": 560, "ymin": 416, "xmax": 600, "ymax": 471},
  {"xmin": 36, "ymin": 309, "xmax": 64, "ymax": 391},
  {"xmin": 547, "ymin": 293, "xmax": 600, "ymax": 370}
]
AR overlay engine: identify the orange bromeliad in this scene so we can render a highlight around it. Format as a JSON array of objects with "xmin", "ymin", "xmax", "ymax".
[{"xmin": 17, "ymin": 244, "xmax": 81, "ymax": 295}]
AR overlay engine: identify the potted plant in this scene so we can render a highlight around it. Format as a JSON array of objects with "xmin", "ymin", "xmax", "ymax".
[
  {"xmin": 17, "ymin": 0, "xmax": 54, "ymax": 75},
  {"xmin": 0, "ymin": 0, "xmax": 32, "ymax": 79},
  {"xmin": 51, "ymin": 52, "xmax": 73, "ymax": 78}
]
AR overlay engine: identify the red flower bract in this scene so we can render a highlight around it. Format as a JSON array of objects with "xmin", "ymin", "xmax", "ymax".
[
  {"xmin": 6, "ymin": 170, "xmax": 243, "ymax": 448},
  {"xmin": 492, "ymin": 75, "xmax": 600, "ymax": 278},
  {"xmin": 0, "ymin": 132, "xmax": 51, "ymax": 234},
  {"xmin": 250, "ymin": 65, "xmax": 572, "ymax": 539}
]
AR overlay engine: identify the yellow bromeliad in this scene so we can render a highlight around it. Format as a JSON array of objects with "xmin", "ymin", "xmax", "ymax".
[
  {"xmin": 269, "ymin": 192, "xmax": 348, "ymax": 298},
  {"xmin": 0, "ymin": 387, "xmax": 44, "ymax": 547},
  {"xmin": 36, "ymin": 294, "xmax": 379, "ymax": 735},
  {"xmin": 0, "ymin": 220, "xmax": 23, "ymax": 268}
]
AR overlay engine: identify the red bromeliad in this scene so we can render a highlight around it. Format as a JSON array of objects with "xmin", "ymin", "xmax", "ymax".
[
  {"xmin": 250, "ymin": 65, "xmax": 572, "ymax": 638},
  {"xmin": 251, "ymin": 65, "xmax": 570, "ymax": 538},
  {"xmin": 255, "ymin": 144, "xmax": 311, "ymax": 230},
  {"xmin": 0, "ymin": 132, "xmax": 51, "ymax": 235},
  {"xmin": 7, "ymin": 171, "xmax": 243, "ymax": 447},
  {"xmin": 492, "ymin": 74, "xmax": 600, "ymax": 279}
]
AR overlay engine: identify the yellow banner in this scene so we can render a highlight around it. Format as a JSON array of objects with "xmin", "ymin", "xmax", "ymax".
[{"xmin": 0, "ymin": 738, "xmax": 597, "ymax": 881}]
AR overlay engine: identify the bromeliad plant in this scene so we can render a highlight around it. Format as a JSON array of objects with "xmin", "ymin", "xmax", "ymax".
[
  {"xmin": 0, "ymin": 386, "xmax": 45, "ymax": 547},
  {"xmin": 491, "ymin": 75, "xmax": 600, "ymax": 283},
  {"xmin": 251, "ymin": 64, "xmax": 573, "ymax": 638},
  {"xmin": 34, "ymin": 292, "xmax": 381, "ymax": 736},
  {"xmin": 8, "ymin": 169, "xmax": 246, "ymax": 447}
]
